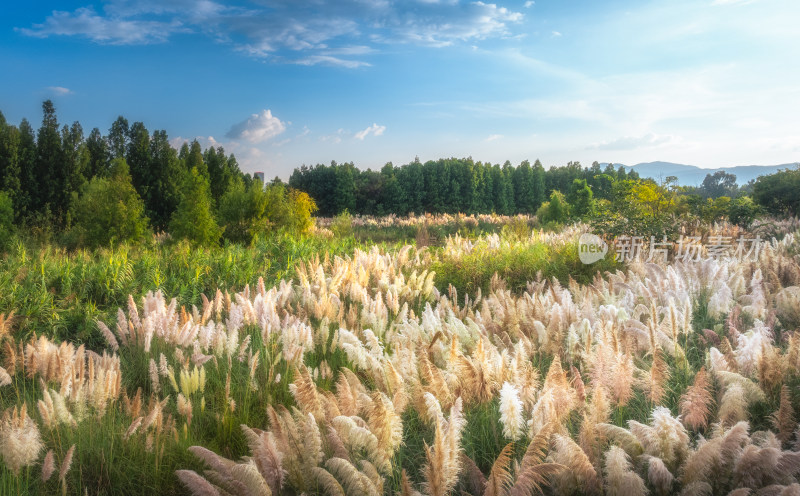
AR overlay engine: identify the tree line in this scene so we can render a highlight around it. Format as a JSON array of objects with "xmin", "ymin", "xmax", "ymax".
[
  {"xmin": 0, "ymin": 101, "xmax": 316, "ymax": 248},
  {"xmin": 288, "ymin": 158, "xmax": 642, "ymax": 217},
  {"xmin": 1, "ymin": 101, "xmax": 798, "ymax": 248}
]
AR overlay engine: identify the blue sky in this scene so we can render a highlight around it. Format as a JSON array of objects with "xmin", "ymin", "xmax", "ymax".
[{"xmin": 1, "ymin": 0, "xmax": 799, "ymax": 178}]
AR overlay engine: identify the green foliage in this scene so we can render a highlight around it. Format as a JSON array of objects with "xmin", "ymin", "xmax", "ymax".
[
  {"xmin": 536, "ymin": 190, "xmax": 569, "ymax": 224},
  {"xmin": 217, "ymin": 179, "xmax": 270, "ymax": 244},
  {"xmin": 0, "ymin": 191, "xmax": 13, "ymax": 251},
  {"xmin": 69, "ymin": 158, "xmax": 150, "ymax": 248},
  {"xmin": 728, "ymin": 196, "xmax": 760, "ymax": 228},
  {"xmin": 752, "ymin": 165, "xmax": 800, "ymax": 217},
  {"xmin": 169, "ymin": 167, "xmax": 222, "ymax": 246},
  {"xmin": 330, "ymin": 209, "xmax": 353, "ymax": 237},
  {"xmin": 432, "ymin": 233, "xmax": 620, "ymax": 296},
  {"xmin": 593, "ymin": 176, "xmax": 682, "ymax": 238},
  {"xmin": 218, "ymin": 179, "xmax": 315, "ymax": 244},
  {"xmin": 285, "ymin": 189, "xmax": 317, "ymax": 233},
  {"xmin": 567, "ymin": 178, "xmax": 595, "ymax": 219}
]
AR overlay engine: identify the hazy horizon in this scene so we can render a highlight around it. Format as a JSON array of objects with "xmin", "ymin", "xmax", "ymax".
[{"xmin": 2, "ymin": 0, "xmax": 799, "ymax": 178}]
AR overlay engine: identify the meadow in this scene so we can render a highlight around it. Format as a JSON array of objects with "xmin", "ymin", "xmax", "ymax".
[{"xmin": 0, "ymin": 214, "xmax": 799, "ymax": 495}]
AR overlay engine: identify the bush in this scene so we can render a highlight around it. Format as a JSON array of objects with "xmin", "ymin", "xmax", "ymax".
[
  {"xmin": 69, "ymin": 159, "xmax": 150, "ymax": 248},
  {"xmin": 728, "ymin": 196, "xmax": 760, "ymax": 228},
  {"xmin": 330, "ymin": 209, "xmax": 353, "ymax": 237},
  {"xmin": 536, "ymin": 190, "xmax": 569, "ymax": 224},
  {"xmin": 285, "ymin": 189, "xmax": 317, "ymax": 233},
  {"xmin": 218, "ymin": 180, "xmax": 316, "ymax": 244}
]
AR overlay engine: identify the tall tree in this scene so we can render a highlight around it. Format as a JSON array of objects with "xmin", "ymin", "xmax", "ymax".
[
  {"xmin": 108, "ymin": 116, "xmax": 129, "ymax": 159},
  {"xmin": 126, "ymin": 121, "xmax": 152, "ymax": 207},
  {"xmin": 85, "ymin": 127, "xmax": 109, "ymax": 179},
  {"xmin": 16, "ymin": 119, "xmax": 37, "ymax": 220},
  {"xmin": 60, "ymin": 121, "xmax": 88, "ymax": 220},
  {"xmin": 170, "ymin": 166, "xmax": 221, "ymax": 246},
  {"xmin": 34, "ymin": 100, "xmax": 63, "ymax": 221},
  {"xmin": 148, "ymin": 130, "xmax": 184, "ymax": 230},
  {"xmin": 0, "ymin": 112, "xmax": 23, "ymax": 220}
]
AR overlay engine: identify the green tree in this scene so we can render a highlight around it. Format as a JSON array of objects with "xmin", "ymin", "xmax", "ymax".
[
  {"xmin": 34, "ymin": 100, "xmax": 63, "ymax": 221},
  {"xmin": 169, "ymin": 167, "xmax": 221, "ymax": 246},
  {"xmin": 752, "ymin": 166, "xmax": 800, "ymax": 217},
  {"xmin": 700, "ymin": 171, "xmax": 738, "ymax": 198},
  {"xmin": 148, "ymin": 130, "xmax": 184, "ymax": 230},
  {"xmin": 728, "ymin": 196, "xmax": 760, "ymax": 228},
  {"xmin": 16, "ymin": 119, "xmax": 37, "ymax": 220},
  {"xmin": 217, "ymin": 178, "xmax": 297, "ymax": 244},
  {"xmin": 85, "ymin": 127, "xmax": 109, "ymax": 178},
  {"xmin": 126, "ymin": 121, "xmax": 152, "ymax": 205},
  {"xmin": 0, "ymin": 191, "xmax": 13, "ymax": 251},
  {"xmin": 108, "ymin": 116, "xmax": 129, "ymax": 159},
  {"xmin": 60, "ymin": 121, "xmax": 88, "ymax": 221},
  {"xmin": 0, "ymin": 112, "xmax": 23, "ymax": 221},
  {"xmin": 567, "ymin": 178, "xmax": 595, "ymax": 219},
  {"xmin": 70, "ymin": 158, "xmax": 149, "ymax": 248},
  {"xmin": 536, "ymin": 190, "xmax": 569, "ymax": 224}
]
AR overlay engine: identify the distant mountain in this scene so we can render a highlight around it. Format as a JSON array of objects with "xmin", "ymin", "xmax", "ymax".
[{"xmin": 599, "ymin": 161, "xmax": 797, "ymax": 186}]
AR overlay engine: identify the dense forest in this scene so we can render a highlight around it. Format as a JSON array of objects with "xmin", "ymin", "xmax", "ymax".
[{"xmin": 1, "ymin": 101, "xmax": 799, "ymax": 249}]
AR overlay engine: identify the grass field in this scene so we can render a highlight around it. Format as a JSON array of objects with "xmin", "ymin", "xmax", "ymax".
[{"xmin": 0, "ymin": 216, "xmax": 799, "ymax": 495}]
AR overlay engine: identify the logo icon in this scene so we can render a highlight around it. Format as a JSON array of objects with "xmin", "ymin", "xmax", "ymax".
[{"xmin": 579, "ymin": 233, "xmax": 608, "ymax": 264}]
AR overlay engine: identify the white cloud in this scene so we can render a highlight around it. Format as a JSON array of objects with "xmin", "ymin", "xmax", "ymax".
[
  {"xmin": 294, "ymin": 55, "xmax": 371, "ymax": 69},
  {"xmin": 486, "ymin": 134, "xmax": 503, "ymax": 141},
  {"xmin": 226, "ymin": 110, "xmax": 286, "ymax": 143},
  {"xmin": 19, "ymin": 1, "xmax": 523, "ymax": 66},
  {"xmin": 18, "ymin": 7, "xmax": 183, "ymax": 44},
  {"xmin": 47, "ymin": 86, "xmax": 72, "ymax": 95},
  {"xmin": 711, "ymin": 0, "xmax": 758, "ymax": 5},
  {"xmin": 391, "ymin": 2, "xmax": 523, "ymax": 47},
  {"xmin": 354, "ymin": 123, "xmax": 386, "ymax": 140},
  {"xmin": 588, "ymin": 133, "xmax": 676, "ymax": 151},
  {"xmin": 551, "ymin": 31, "xmax": 562, "ymax": 37},
  {"xmin": 321, "ymin": 129, "xmax": 347, "ymax": 144},
  {"xmin": 524, "ymin": 1, "xmax": 534, "ymax": 7}
]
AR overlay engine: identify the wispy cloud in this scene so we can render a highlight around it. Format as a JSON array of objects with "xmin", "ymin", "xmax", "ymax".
[
  {"xmin": 588, "ymin": 133, "xmax": 675, "ymax": 151},
  {"xmin": 226, "ymin": 109, "xmax": 286, "ymax": 143},
  {"xmin": 46, "ymin": 86, "xmax": 73, "ymax": 96},
  {"xmin": 486, "ymin": 134, "xmax": 503, "ymax": 141},
  {"xmin": 17, "ymin": 7, "xmax": 184, "ymax": 44},
  {"xmin": 294, "ymin": 55, "xmax": 371, "ymax": 69},
  {"xmin": 19, "ymin": 1, "xmax": 523, "ymax": 66},
  {"xmin": 711, "ymin": 0, "xmax": 759, "ymax": 5},
  {"xmin": 354, "ymin": 123, "xmax": 386, "ymax": 140}
]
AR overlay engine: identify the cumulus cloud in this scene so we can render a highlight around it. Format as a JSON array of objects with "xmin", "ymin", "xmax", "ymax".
[
  {"xmin": 588, "ymin": 133, "xmax": 675, "ymax": 151},
  {"xmin": 47, "ymin": 86, "xmax": 72, "ymax": 95},
  {"xmin": 19, "ymin": 1, "xmax": 523, "ymax": 66},
  {"xmin": 354, "ymin": 123, "xmax": 386, "ymax": 140},
  {"xmin": 226, "ymin": 110, "xmax": 286, "ymax": 143}
]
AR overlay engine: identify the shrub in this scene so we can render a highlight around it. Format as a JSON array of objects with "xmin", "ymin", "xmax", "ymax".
[
  {"xmin": 330, "ymin": 209, "xmax": 353, "ymax": 237},
  {"xmin": 728, "ymin": 196, "xmax": 760, "ymax": 228},
  {"xmin": 285, "ymin": 189, "xmax": 317, "ymax": 233},
  {"xmin": 536, "ymin": 190, "xmax": 569, "ymax": 224},
  {"xmin": 69, "ymin": 159, "xmax": 150, "ymax": 248}
]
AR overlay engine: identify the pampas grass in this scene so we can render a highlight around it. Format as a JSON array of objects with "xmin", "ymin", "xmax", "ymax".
[{"xmin": 1, "ymin": 220, "xmax": 800, "ymax": 494}]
